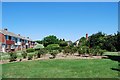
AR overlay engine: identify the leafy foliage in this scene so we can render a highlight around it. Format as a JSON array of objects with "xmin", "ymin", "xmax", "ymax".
[
  {"xmin": 9, "ymin": 52, "xmax": 17, "ymax": 62},
  {"xmin": 63, "ymin": 47, "xmax": 71, "ymax": 55},
  {"xmin": 42, "ymin": 35, "xmax": 59, "ymax": 47},
  {"xmin": 59, "ymin": 41, "xmax": 68, "ymax": 47},
  {"xmin": 36, "ymin": 48, "xmax": 47, "ymax": 58},
  {"xmin": 21, "ymin": 51, "xmax": 27, "ymax": 59},
  {"xmin": 33, "ymin": 44, "xmax": 44, "ymax": 50},
  {"xmin": 49, "ymin": 50, "xmax": 59, "ymax": 58},
  {"xmin": 28, "ymin": 54, "xmax": 33, "ymax": 60},
  {"xmin": 26, "ymin": 48, "xmax": 35, "ymax": 53},
  {"xmin": 46, "ymin": 44, "xmax": 59, "ymax": 50}
]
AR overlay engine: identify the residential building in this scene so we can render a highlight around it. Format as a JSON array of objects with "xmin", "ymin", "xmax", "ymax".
[
  {"xmin": 0, "ymin": 28, "xmax": 35, "ymax": 52},
  {"xmin": 74, "ymin": 33, "xmax": 89, "ymax": 47},
  {"xmin": 66, "ymin": 40, "xmax": 73, "ymax": 46}
]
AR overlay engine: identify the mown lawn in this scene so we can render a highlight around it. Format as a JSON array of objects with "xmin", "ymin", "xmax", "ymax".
[{"xmin": 2, "ymin": 59, "xmax": 119, "ymax": 78}]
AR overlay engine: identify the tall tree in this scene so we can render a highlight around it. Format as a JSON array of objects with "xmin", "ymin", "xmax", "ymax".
[{"xmin": 42, "ymin": 35, "xmax": 59, "ymax": 47}]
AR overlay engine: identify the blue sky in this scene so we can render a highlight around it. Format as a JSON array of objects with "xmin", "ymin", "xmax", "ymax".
[{"xmin": 2, "ymin": 2, "xmax": 118, "ymax": 42}]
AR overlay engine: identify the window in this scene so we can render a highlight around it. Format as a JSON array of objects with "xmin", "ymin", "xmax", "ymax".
[
  {"xmin": 8, "ymin": 36, "xmax": 11, "ymax": 40},
  {"xmin": 5, "ymin": 35, "xmax": 8, "ymax": 40},
  {"xmin": 15, "ymin": 38, "xmax": 17, "ymax": 43}
]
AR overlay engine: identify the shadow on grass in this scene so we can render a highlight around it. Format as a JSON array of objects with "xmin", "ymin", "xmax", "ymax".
[
  {"xmin": 105, "ymin": 55, "xmax": 120, "ymax": 74},
  {"xmin": 105, "ymin": 55, "xmax": 120, "ymax": 62},
  {"xmin": 111, "ymin": 68, "xmax": 120, "ymax": 72}
]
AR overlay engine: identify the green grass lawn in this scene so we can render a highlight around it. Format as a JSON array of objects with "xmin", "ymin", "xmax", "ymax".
[{"xmin": 2, "ymin": 59, "xmax": 119, "ymax": 78}]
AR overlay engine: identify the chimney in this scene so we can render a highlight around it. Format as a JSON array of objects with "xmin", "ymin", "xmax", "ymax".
[
  {"xmin": 18, "ymin": 34, "xmax": 20, "ymax": 36},
  {"xmin": 86, "ymin": 33, "xmax": 88, "ymax": 40},
  {"xmin": 4, "ymin": 28, "xmax": 8, "ymax": 31}
]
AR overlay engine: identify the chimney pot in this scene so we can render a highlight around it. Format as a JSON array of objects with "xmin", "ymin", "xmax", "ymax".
[{"xmin": 86, "ymin": 33, "xmax": 88, "ymax": 40}]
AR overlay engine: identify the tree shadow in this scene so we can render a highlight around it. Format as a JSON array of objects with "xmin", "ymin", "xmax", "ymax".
[
  {"xmin": 111, "ymin": 68, "xmax": 120, "ymax": 72},
  {"xmin": 105, "ymin": 55, "xmax": 120, "ymax": 74},
  {"xmin": 105, "ymin": 55, "xmax": 120, "ymax": 62}
]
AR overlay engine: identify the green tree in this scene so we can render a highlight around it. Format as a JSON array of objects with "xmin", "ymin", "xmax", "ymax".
[
  {"xmin": 88, "ymin": 32, "xmax": 106, "ymax": 49},
  {"xmin": 59, "ymin": 41, "xmax": 68, "ymax": 47},
  {"xmin": 42, "ymin": 35, "xmax": 59, "ymax": 47},
  {"xmin": 79, "ymin": 37, "xmax": 87, "ymax": 46},
  {"xmin": 35, "ymin": 40, "xmax": 43, "ymax": 44}
]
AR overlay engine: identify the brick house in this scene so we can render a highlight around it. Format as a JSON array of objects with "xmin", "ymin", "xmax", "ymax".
[{"xmin": 0, "ymin": 28, "xmax": 35, "ymax": 52}]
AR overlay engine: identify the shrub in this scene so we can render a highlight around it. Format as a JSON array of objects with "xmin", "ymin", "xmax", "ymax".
[
  {"xmin": 63, "ymin": 47, "xmax": 71, "ymax": 56},
  {"xmin": 33, "ymin": 44, "xmax": 44, "ymax": 50},
  {"xmin": 49, "ymin": 50, "xmax": 59, "ymax": 58},
  {"xmin": 59, "ymin": 41, "xmax": 68, "ymax": 47},
  {"xmin": 37, "ymin": 48, "xmax": 47, "ymax": 58},
  {"xmin": 46, "ymin": 44, "xmax": 59, "ymax": 50},
  {"xmin": 26, "ymin": 48, "xmax": 35, "ymax": 53},
  {"xmin": 58, "ymin": 47, "xmax": 62, "ymax": 53},
  {"xmin": 71, "ymin": 47, "xmax": 78, "ymax": 54},
  {"xmin": 28, "ymin": 54, "xmax": 33, "ymax": 60},
  {"xmin": 78, "ymin": 48, "xmax": 83, "ymax": 56},
  {"xmin": 99, "ymin": 49, "xmax": 107, "ymax": 56},
  {"xmin": 78, "ymin": 46, "xmax": 88, "ymax": 56},
  {"xmin": 8, "ymin": 52, "xmax": 17, "ymax": 62},
  {"xmin": 21, "ymin": 51, "xmax": 27, "ymax": 59},
  {"xmin": 89, "ymin": 48, "xmax": 94, "ymax": 56},
  {"xmin": 92, "ymin": 49, "xmax": 98, "ymax": 56}
]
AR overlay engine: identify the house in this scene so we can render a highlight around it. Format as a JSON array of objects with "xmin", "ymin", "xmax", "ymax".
[
  {"xmin": 74, "ymin": 33, "xmax": 89, "ymax": 47},
  {"xmin": 66, "ymin": 40, "xmax": 73, "ymax": 46},
  {"xmin": 0, "ymin": 28, "xmax": 35, "ymax": 52}
]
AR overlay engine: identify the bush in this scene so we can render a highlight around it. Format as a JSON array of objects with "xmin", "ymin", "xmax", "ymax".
[
  {"xmin": 33, "ymin": 44, "xmax": 44, "ymax": 50},
  {"xmin": 37, "ymin": 48, "xmax": 47, "ymax": 58},
  {"xmin": 71, "ymin": 47, "xmax": 78, "ymax": 54},
  {"xmin": 26, "ymin": 48, "xmax": 35, "ymax": 53},
  {"xmin": 21, "ymin": 51, "xmax": 27, "ymax": 59},
  {"xmin": 78, "ymin": 48, "xmax": 83, "ymax": 56},
  {"xmin": 58, "ymin": 47, "xmax": 62, "ymax": 53},
  {"xmin": 8, "ymin": 52, "xmax": 17, "ymax": 62},
  {"xmin": 78, "ymin": 46, "xmax": 88, "ymax": 56},
  {"xmin": 99, "ymin": 49, "xmax": 107, "ymax": 56},
  {"xmin": 28, "ymin": 54, "xmax": 33, "ymax": 60},
  {"xmin": 59, "ymin": 41, "xmax": 68, "ymax": 47},
  {"xmin": 89, "ymin": 48, "xmax": 94, "ymax": 56},
  {"xmin": 49, "ymin": 50, "xmax": 59, "ymax": 58},
  {"xmin": 63, "ymin": 47, "xmax": 71, "ymax": 56},
  {"xmin": 46, "ymin": 44, "xmax": 59, "ymax": 50}
]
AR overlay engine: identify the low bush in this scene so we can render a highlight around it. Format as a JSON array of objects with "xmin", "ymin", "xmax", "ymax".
[
  {"xmin": 78, "ymin": 48, "xmax": 83, "ymax": 56},
  {"xmin": 26, "ymin": 48, "xmax": 35, "ymax": 53},
  {"xmin": 21, "ymin": 51, "xmax": 27, "ymax": 59},
  {"xmin": 46, "ymin": 44, "xmax": 59, "ymax": 50},
  {"xmin": 8, "ymin": 52, "xmax": 17, "ymax": 62},
  {"xmin": 58, "ymin": 47, "xmax": 62, "ymax": 53},
  {"xmin": 28, "ymin": 54, "xmax": 33, "ymax": 60},
  {"xmin": 49, "ymin": 50, "xmax": 59, "ymax": 58},
  {"xmin": 36, "ymin": 48, "xmax": 47, "ymax": 58},
  {"xmin": 63, "ymin": 47, "xmax": 71, "ymax": 56},
  {"xmin": 98, "ymin": 49, "xmax": 107, "ymax": 56},
  {"xmin": 70, "ymin": 47, "xmax": 78, "ymax": 55}
]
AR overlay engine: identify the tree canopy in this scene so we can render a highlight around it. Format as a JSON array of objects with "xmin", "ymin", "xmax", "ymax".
[{"xmin": 42, "ymin": 35, "xmax": 59, "ymax": 47}]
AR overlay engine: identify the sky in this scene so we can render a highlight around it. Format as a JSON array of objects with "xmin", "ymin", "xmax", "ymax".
[{"xmin": 2, "ymin": 2, "xmax": 118, "ymax": 42}]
